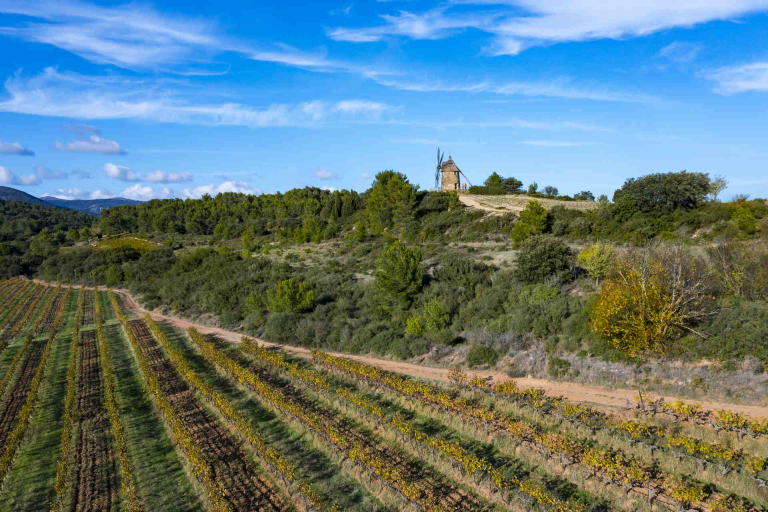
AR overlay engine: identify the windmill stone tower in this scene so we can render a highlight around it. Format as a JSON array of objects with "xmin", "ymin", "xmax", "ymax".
[
  {"xmin": 440, "ymin": 157, "xmax": 460, "ymax": 191},
  {"xmin": 435, "ymin": 147, "xmax": 472, "ymax": 191}
]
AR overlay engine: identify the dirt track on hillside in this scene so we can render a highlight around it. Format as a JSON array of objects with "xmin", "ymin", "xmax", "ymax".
[{"xmin": 29, "ymin": 279, "xmax": 768, "ymax": 419}]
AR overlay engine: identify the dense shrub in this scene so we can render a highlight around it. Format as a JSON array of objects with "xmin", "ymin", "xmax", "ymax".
[
  {"xmin": 266, "ymin": 279, "xmax": 315, "ymax": 313},
  {"xmin": 513, "ymin": 235, "xmax": 573, "ymax": 284},
  {"xmin": 511, "ymin": 200, "xmax": 548, "ymax": 245},
  {"xmin": 466, "ymin": 345, "xmax": 499, "ymax": 367}
]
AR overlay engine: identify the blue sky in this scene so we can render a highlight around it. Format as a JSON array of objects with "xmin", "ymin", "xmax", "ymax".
[{"xmin": 1, "ymin": 0, "xmax": 767, "ymax": 201}]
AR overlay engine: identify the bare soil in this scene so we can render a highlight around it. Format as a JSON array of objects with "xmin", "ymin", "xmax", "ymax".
[
  {"xmin": 128, "ymin": 319, "xmax": 289, "ymax": 512},
  {"xmin": 459, "ymin": 194, "xmax": 599, "ymax": 214},
  {"xmin": 72, "ymin": 330, "xmax": 117, "ymax": 512}
]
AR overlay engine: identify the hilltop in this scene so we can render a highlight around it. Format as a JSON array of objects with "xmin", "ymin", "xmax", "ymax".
[
  {"xmin": 0, "ymin": 186, "xmax": 55, "ymax": 207},
  {"xmin": 40, "ymin": 196, "xmax": 142, "ymax": 216}
]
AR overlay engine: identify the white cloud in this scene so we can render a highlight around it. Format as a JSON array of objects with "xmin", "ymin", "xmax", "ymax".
[
  {"xmin": 321, "ymin": 186, "xmax": 338, "ymax": 192},
  {"xmin": 0, "ymin": 0, "xmax": 222, "ymax": 73},
  {"xmin": 180, "ymin": 181, "xmax": 259, "ymax": 199},
  {"xmin": 330, "ymin": 1, "xmax": 768, "ymax": 56},
  {"xmin": 61, "ymin": 122, "xmax": 101, "ymax": 136},
  {"xmin": 103, "ymin": 162, "xmax": 192, "ymax": 183},
  {"xmin": 19, "ymin": 174, "xmax": 41, "ymax": 185},
  {"xmin": 659, "ymin": 41, "xmax": 703, "ymax": 64},
  {"xmin": 104, "ymin": 162, "xmax": 138, "ymax": 181},
  {"xmin": 334, "ymin": 100, "xmax": 391, "ymax": 114},
  {"xmin": 361, "ymin": 173, "xmax": 371, "ymax": 179},
  {"xmin": 143, "ymin": 170, "xmax": 193, "ymax": 183},
  {"xmin": 0, "ymin": 166, "xmax": 16, "ymax": 185},
  {"xmin": 35, "ymin": 166, "xmax": 68, "ymax": 179},
  {"xmin": 47, "ymin": 187, "xmax": 114, "ymax": 200},
  {"xmin": 0, "ymin": 165, "xmax": 40, "ymax": 186},
  {"xmin": 55, "ymin": 135, "xmax": 126, "ymax": 154},
  {"xmin": 705, "ymin": 62, "xmax": 768, "ymax": 94},
  {"xmin": 0, "ymin": 140, "xmax": 34, "ymax": 156},
  {"xmin": 328, "ymin": 7, "xmax": 494, "ymax": 42},
  {"xmin": 520, "ymin": 140, "xmax": 595, "ymax": 146},
  {"xmin": 374, "ymin": 76, "xmax": 658, "ymax": 103},
  {"xmin": 71, "ymin": 169, "xmax": 95, "ymax": 179},
  {"xmin": 120, "ymin": 184, "xmax": 173, "ymax": 201},
  {"xmin": 0, "ymin": 68, "xmax": 397, "ymax": 127},
  {"xmin": 313, "ymin": 168, "xmax": 339, "ymax": 180}
]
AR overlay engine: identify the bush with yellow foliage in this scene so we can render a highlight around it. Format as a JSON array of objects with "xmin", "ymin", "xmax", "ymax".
[{"xmin": 591, "ymin": 245, "xmax": 715, "ymax": 356}]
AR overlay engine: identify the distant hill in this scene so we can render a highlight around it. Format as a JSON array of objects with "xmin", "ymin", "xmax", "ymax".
[
  {"xmin": 40, "ymin": 196, "xmax": 143, "ymax": 216},
  {"xmin": 0, "ymin": 186, "xmax": 55, "ymax": 207}
]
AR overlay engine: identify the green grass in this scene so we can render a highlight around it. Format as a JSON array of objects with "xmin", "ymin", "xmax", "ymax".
[
  {"xmin": 103, "ymin": 321, "xmax": 201, "ymax": 512},
  {"xmin": 0, "ymin": 290, "xmax": 78, "ymax": 510},
  {"xmin": 156, "ymin": 321, "xmax": 388, "ymax": 512},
  {"xmin": 98, "ymin": 290, "xmax": 115, "ymax": 322}
]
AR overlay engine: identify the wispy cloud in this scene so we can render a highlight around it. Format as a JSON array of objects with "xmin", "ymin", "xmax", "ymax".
[
  {"xmin": 0, "ymin": 0, "xmax": 224, "ymax": 74},
  {"xmin": 329, "ymin": 1, "xmax": 768, "ymax": 56},
  {"xmin": 0, "ymin": 68, "xmax": 399, "ymax": 128},
  {"xmin": 659, "ymin": 41, "xmax": 703, "ymax": 64},
  {"xmin": 61, "ymin": 123, "xmax": 101, "ymax": 136},
  {"xmin": 55, "ymin": 135, "xmax": 127, "ymax": 154},
  {"xmin": 519, "ymin": 140, "xmax": 595, "ymax": 147},
  {"xmin": 705, "ymin": 62, "xmax": 768, "ymax": 94},
  {"xmin": 35, "ymin": 165, "xmax": 69, "ymax": 179},
  {"xmin": 0, "ymin": 140, "xmax": 34, "ymax": 156},
  {"xmin": 374, "ymin": 76, "xmax": 658, "ymax": 103}
]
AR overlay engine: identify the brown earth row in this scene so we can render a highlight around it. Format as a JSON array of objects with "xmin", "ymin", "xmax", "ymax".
[
  {"xmin": 0, "ymin": 340, "xmax": 46, "ymax": 451},
  {"xmin": 71, "ymin": 330, "xmax": 118, "ymax": 512},
  {"xmin": 128, "ymin": 319, "xmax": 289, "ymax": 512},
  {"xmin": 0, "ymin": 284, "xmax": 47, "ymax": 340}
]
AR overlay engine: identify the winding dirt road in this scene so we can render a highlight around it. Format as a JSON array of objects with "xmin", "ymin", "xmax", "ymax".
[{"xmin": 31, "ymin": 279, "xmax": 768, "ymax": 419}]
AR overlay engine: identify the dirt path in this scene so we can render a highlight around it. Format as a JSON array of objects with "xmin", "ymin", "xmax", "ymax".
[
  {"xmin": 29, "ymin": 279, "xmax": 768, "ymax": 420},
  {"xmin": 459, "ymin": 193, "xmax": 598, "ymax": 214}
]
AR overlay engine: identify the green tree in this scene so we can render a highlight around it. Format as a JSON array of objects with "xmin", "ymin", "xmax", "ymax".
[
  {"xmin": 510, "ymin": 199, "xmax": 548, "ymax": 246},
  {"xmin": 709, "ymin": 174, "xmax": 728, "ymax": 201},
  {"xmin": 527, "ymin": 182, "xmax": 539, "ymax": 194},
  {"xmin": 612, "ymin": 171, "xmax": 711, "ymax": 221},
  {"xmin": 354, "ymin": 221, "xmax": 367, "ymax": 242},
  {"xmin": 500, "ymin": 177, "xmax": 523, "ymax": 193},
  {"xmin": 423, "ymin": 297, "xmax": 449, "ymax": 331},
  {"xmin": 374, "ymin": 240, "xmax": 423, "ymax": 306},
  {"xmin": 484, "ymin": 172, "xmax": 503, "ymax": 188},
  {"xmin": 514, "ymin": 235, "xmax": 573, "ymax": 284},
  {"xmin": 574, "ymin": 191, "xmax": 595, "ymax": 201},
  {"xmin": 106, "ymin": 265, "xmax": 122, "ymax": 286},
  {"xmin": 366, "ymin": 171, "xmax": 418, "ymax": 235},
  {"xmin": 577, "ymin": 242, "xmax": 616, "ymax": 286},
  {"xmin": 543, "ymin": 185, "xmax": 558, "ymax": 198},
  {"xmin": 266, "ymin": 279, "xmax": 315, "ymax": 313}
]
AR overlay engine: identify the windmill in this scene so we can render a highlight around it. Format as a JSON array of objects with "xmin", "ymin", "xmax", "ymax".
[
  {"xmin": 435, "ymin": 147, "xmax": 472, "ymax": 191},
  {"xmin": 435, "ymin": 147, "xmax": 445, "ymax": 190}
]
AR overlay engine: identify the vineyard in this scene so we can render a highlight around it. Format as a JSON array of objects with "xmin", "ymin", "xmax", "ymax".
[{"xmin": 0, "ymin": 277, "xmax": 765, "ymax": 511}]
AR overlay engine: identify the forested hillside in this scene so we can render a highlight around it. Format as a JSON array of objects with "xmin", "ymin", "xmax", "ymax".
[
  {"xmin": 6, "ymin": 170, "xmax": 768, "ymax": 398},
  {"xmin": 0, "ymin": 200, "xmax": 94, "ymax": 279}
]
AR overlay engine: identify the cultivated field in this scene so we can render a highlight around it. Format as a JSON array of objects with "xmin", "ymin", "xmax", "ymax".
[{"xmin": 0, "ymin": 277, "xmax": 766, "ymax": 512}]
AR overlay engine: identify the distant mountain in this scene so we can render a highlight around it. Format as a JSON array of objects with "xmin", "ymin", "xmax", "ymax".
[
  {"xmin": 40, "ymin": 196, "xmax": 143, "ymax": 216},
  {"xmin": 0, "ymin": 186, "xmax": 56, "ymax": 207}
]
